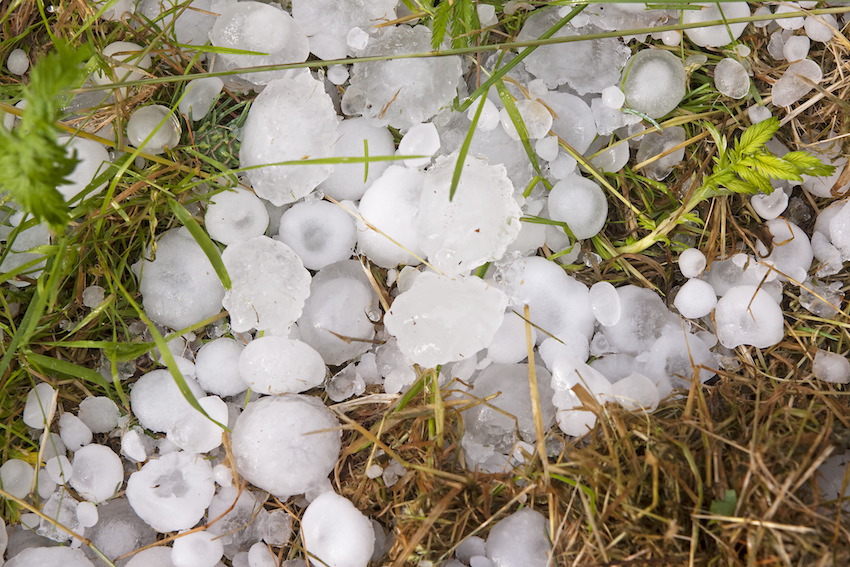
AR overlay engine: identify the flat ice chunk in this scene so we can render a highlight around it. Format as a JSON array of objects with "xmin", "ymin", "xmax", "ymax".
[
  {"xmin": 486, "ymin": 311, "xmax": 537, "ymax": 365},
  {"xmin": 319, "ymin": 117, "xmax": 396, "ymax": 201},
  {"xmin": 418, "ymin": 153, "xmax": 521, "ymax": 275},
  {"xmin": 56, "ymin": 136, "xmax": 110, "ymax": 201},
  {"xmin": 602, "ymin": 285, "xmax": 677, "ymax": 354},
  {"xmin": 297, "ymin": 260, "xmax": 380, "ymax": 365},
  {"xmin": 499, "ymin": 100, "xmax": 553, "ymax": 141},
  {"xmin": 78, "ymin": 396, "xmax": 120, "ymax": 433},
  {"xmin": 356, "ymin": 165, "xmax": 426, "ymax": 268},
  {"xmin": 715, "ymin": 285, "xmax": 784, "ymax": 348},
  {"xmin": 209, "ymin": 2, "xmax": 308, "ymax": 86},
  {"xmin": 130, "ymin": 369, "xmax": 206, "ymax": 433},
  {"xmin": 238, "ymin": 336, "xmax": 325, "ymax": 394},
  {"xmin": 772, "ymin": 59, "xmax": 823, "ymax": 107},
  {"xmin": 180, "ymin": 77, "xmax": 224, "ymax": 122},
  {"xmin": 0, "ymin": 459, "xmax": 34, "ymax": 499},
  {"xmin": 23, "ymin": 382, "xmax": 56, "ymax": 429},
  {"xmin": 278, "ymin": 200, "xmax": 356, "ymax": 270},
  {"xmin": 126, "ymin": 104, "xmax": 182, "ymax": 155},
  {"xmin": 547, "ymin": 174, "xmax": 608, "ymax": 239},
  {"xmin": 341, "ymin": 26, "xmax": 462, "ymax": 130},
  {"xmin": 763, "ymin": 218, "xmax": 812, "ymax": 282},
  {"xmin": 291, "ymin": 0, "xmax": 396, "ymax": 60},
  {"xmin": 635, "ymin": 126, "xmax": 687, "ymax": 180},
  {"xmin": 205, "ymin": 187, "xmax": 269, "ymax": 246},
  {"xmin": 812, "ymin": 349, "xmax": 850, "ymax": 384},
  {"xmin": 167, "ymin": 395, "xmax": 228, "ymax": 453},
  {"xmin": 232, "ymin": 395, "xmax": 340, "ymax": 498},
  {"xmin": 589, "ymin": 281, "xmax": 621, "ymax": 327},
  {"xmin": 172, "ymin": 530, "xmax": 223, "ymax": 567},
  {"xmin": 784, "ymin": 35, "xmax": 810, "ymax": 62},
  {"xmin": 126, "ymin": 451, "xmax": 215, "ymax": 532},
  {"xmin": 678, "ymin": 247, "xmax": 706, "ymax": 278},
  {"xmin": 621, "ymin": 49, "xmax": 686, "ymax": 119},
  {"xmin": 714, "ymin": 57, "xmax": 750, "ymax": 99},
  {"xmin": 485, "ymin": 509, "xmax": 550, "ymax": 567},
  {"xmin": 221, "ymin": 236, "xmax": 312, "ymax": 335},
  {"xmin": 751, "ymin": 188, "xmax": 789, "ymax": 220},
  {"xmin": 398, "ymin": 122, "xmax": 441, "ymax": 167},
  {"xmin": 69, "ymin": 443, "xmax": 123, "ymax": 502},
  {"xmin": 610, "ymin": 373, "xmax": 660, "ymax": 411},
  {"xmin": 384, "ymin": 272, "xmax": 507, "ymax": 368},
  {"xmin": 239, "ymin": 71, "xmax": 339, "ymax": 206},
  {"xmin": 673, "ymin": 278, "xmax": 717, "ymax": 319},
  {"xmin": 301, "ymin": 492, "xmax": 375, "ymax": 567},
  {"xmin": 799, "ymin": 279, "xmax": 843, "ymax": 317},
  {"xmin": 6, "ymin": 547, "xmax": 95, "ymax": 567},
  {"xmin": 683, "ymin": 2, "xmax": 750, "ymax": 47},
  {"xmin": 195, "ymin": 338, "xmax": 247, "ymax": 397},
  {"xmin": 138, "ymin": 227, "xmax": 225, "ymax": 330}
]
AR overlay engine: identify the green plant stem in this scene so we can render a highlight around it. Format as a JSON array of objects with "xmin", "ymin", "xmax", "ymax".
[{"xmin": 616, "ymin": 191, "xmax": 704, "ymax": 255}]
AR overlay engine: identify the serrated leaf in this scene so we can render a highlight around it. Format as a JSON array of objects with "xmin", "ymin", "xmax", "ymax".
[
  {"xmin": 734, "ymin": 164, "xmax": 772, "ymax": 192},
  {"xmin": 703, "ymin": 122, "xmax": 727, "ymax": 156},
  {"xmin": 736, "ymin": 117, "xmax": 780, "ymax": 156},
  {"xmin": 783, "ymin": 151, "xmax": 837, "ymax": 177},
  {"xmin": 748, "ymin": 153, "xmax": 802, "ymax": 181},
  {"xmin": 722, "ymin": 177, "xmax": 760, "ymax": 195},
  {"xmin": 431, "ymin": 1, "xmax": 452, "ymax": 50}
]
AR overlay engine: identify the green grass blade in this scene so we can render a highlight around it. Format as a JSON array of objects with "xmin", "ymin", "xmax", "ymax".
[
  {"xmin": 24, "ymin": 352, "xmax": 111, "ymax": 389},
  {"xmin": 449, "ymin": 92, "xmax": 489, "ymax": 201},
  {"xmin": 494, "ymin": 79, "xmax": 542, "ymax": 179},
  {"xmin": 167, "ymin": 197, "xmax": 231, "ymax": 290}
]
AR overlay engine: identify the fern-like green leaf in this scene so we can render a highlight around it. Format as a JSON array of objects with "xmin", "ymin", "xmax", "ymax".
[
  {"xmin": 722, "ymin": 177, "xmax": 760, "ymax": 195},
  {"xmin": 747, "ymin": 154, "xmax": 802, "ymax": 181},
  {"xmin": 734, "ymin": 163, "xmax": 772, "ymax": 193},
  {"xmin": 735, "ymin": 116, "xmax": 780, "ymax": 156},
  {"xmin": 782, "ymin": 151, "xmax": 837, "ymax": 177},
  {"xmin": 431, "ymin": 1, "xmax": 452, "ymax": 50}
]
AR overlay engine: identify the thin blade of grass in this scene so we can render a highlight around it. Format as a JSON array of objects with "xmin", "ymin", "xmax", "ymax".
[
  {"xmin": 167, "ymin": 197, "xmax": 231, "ymax": 290},
  {"xmin": 24, "ymin": 352, "xmax": 111, "ymax": 389},
  {"xmin": 449, "ymin": 92, "xmax": 488, "ymax": 201}
]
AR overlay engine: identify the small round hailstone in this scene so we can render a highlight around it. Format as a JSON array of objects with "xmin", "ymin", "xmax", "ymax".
[
  {"xmin": 319, "ymin": 117, "xmax": 396, "ymax": 201},
  {"xmin": 673, "ymin": 278, "xmax": 717, "ymax": 319},
  {"xmin": 486, "ymin": 310, "xmax": 538, "ymax": 365},
  {"xmin": 82, "ymin": 285, "xmax": 106, "ymax": 308},
  {"xmin": 60, "ymin": 413, "xmax": 93, "ymax": 451},
  {"xmin": 714, "ymin": 285, "xmax": 784, "ymax": 348},
  {"xmin": 76, "ymin": 501, "xmax": 99, "ymax": 528},
  {"xmin": 238, "ymin": 336, "xmax": 325, "ymax": 394},
  {"xmin": 278, "ymin": 200, "xmax": 356, "ymax": 270},
  {"xmin": 783, "ymin": 35, "xmax": 810, "ymax": 62},
  {"xmin": 23, "ymin": 382, "xmax": 56, "ymax": 430},
  {"xmin": 204, "ymin": 187, "xmax": 269, "ymax": 246},
  {"xmin": 172, "ymin": 531, "xmax": 223, "ymax": 567},
  {"xmin": 714, "ymin": 57, "xmax": 749, "ymax": 99},
  {"xmin": 301, "ymin": 491, "xmax": 375, "ymax": 567},
  {"xmin": 0, "ymin": 459, "xmax": 34, "ymax": 499},
  {"xmin": 46, "ymin": 455, "xmax": 74, "ymax": 484},
  {"xmin": 678, "ymin": 248, "xmax": 706, "ymax": 278},
  {"xmin": 166, "ymin": 395, "xmax": 228, "ymax": 454},
  {"xmin": 327, "ymin": 65, "xmax": 349, "ymax": 85},
  {"xmin": 126, "ymin": 105, "xmax": 182, "ymax": 155},
  {"xmin": 130, "ymin": 369, "xmax": 206, "ymax": 433},
  {"xmin": 194, "ymin": 338, "xmax": 247, "ymax": 397},
  {"xmin": 499, "ymin": 100, "xmax": 553, "ymax": 141},
  {"xmin": 601, "ymin": 85, "xmax": 625, "ymax": 109},
  {"xmin": 126, "ymin": 451, "xmax": 215, "ymax": 533},
  {"xmin": 747, "ymin": 105, "xmax": 772, "ymax": 124},
  {"xmin": 682, "ymin": 2, "xmax": 750, "ymax": 47},
  {"xmin": 589, "ymin": 281, "xmax": 621, "ymax": 327},
  {"xmin": 485, "ymin": 509, "xmax": 550, "ymax": 567},
  {"xmin": 804, "ymin": 14, "xmax": 837, "ymax": 43},
  {"xmin": 125, "ymin": 547, "xmax": 177, "ymax": 567},
  {"xmin": 231, "ymin": 395, "xmax": 341, "ymax": 499},
  {"xmin": 6, "ymin": 48, "xmax": 29, "ymax": 75},
  {"xmin": 398, "ymin": 122, "xmax": 441, "ymax": 168},
  {"xmin": 248, "ymin": 543, "xmax": 277, "ymax": 567},
  {"xmin": 92, "ymin": 41, "xmax": 152, "ymax": 87},
  {"xmin": 535, "ymin": 136, "xmax": 559, "ymax": 162},
  {"xmin": 812, "ymin": 349, "xmax": 850, "ymax": 384},
  {"xmin": 547, "ymin": 174, "xmax": 608, "ymax": 240},
  {"xmin": 468, "ymin": 97, "xmax": 500, "ymax": 131},
  {"xmin": 78, "ymin": 396, "xmax": 121, "ymax": 434},
  {"xmin": 70, "ymin": 444, "xmax": 123, "ymax": 503}
]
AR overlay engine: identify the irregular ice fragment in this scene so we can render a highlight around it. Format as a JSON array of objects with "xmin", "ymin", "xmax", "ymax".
[
  {"xmin": 813, "ymin": 349, "xmax": 850, "ymax": 384},
  {"xmin": 602, "ymin": 285, "xmax": 677, "ymax": 354},
  {"xmin": 714, "ymin": 57, "xmax": 749, "ymax": 99},
  {"xmin": 715, "ymin": 285, "xmax": 784, "ymax": 348},
  {"xmin": 499, "ymin": 100, "xmax": 553, "ymax": 141},
  {"xmin": 634, "ymin": 126, "xmax": 687, "ymax": 180},
  {"xmin": 610, "ymin": 373, "xmax": 660, "ymax": 411},
  {"xmin": 180, "ymin": 77, "xmax": 224, "ymax": 122},
  {"xmin": 751, "ymin": 188, "xmax": 789, "ymax": 220},
  {"xmin": 291, "ymin": 0, "xmax": 396, "ymax": 60}
]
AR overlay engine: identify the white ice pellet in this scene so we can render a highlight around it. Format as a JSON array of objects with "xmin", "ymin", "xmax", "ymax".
[
  {"xmin": 126, "ymin": 104, "xmax": 182, "ymax": 155},
  {"xmin": 715, "ymin": 286, "xmax": 784, "ymax": 348},
  {"xmin": 92, "ymin": 41, "xmax": 151, "ymax": 88},
  {"xmin": 204, "ymin": 187, "xmax": 269, "ymax": 246},
  {"xmin": 714, "ymin": 58, "xmax": 750, "ymax": 99},
  {"xmin": 121, "ymin": 428, "xmax": 148, "ymax": 463},
  {"xmin": 678, "ymin": 248, "xmax": 707, "ymax": 278},
  {"xmin": 166, "ymin": 395, "xmax": 228, "ymax": 454},
  {"xmin": 547, "ymin": 174, "xmax": 608, "ymax": 240},
  {"xmin": 812, "ymin": 350, "xmax": 850, "ymax": 384},
  {"xmin": 0, "ymin": 459, "xmax": 34, "ymax": 498},
  {"xmin": 179, "ymin": 77, "xmax": 224, "ymax": 122},
  {"xmin": 610, "ymin": 373, "xmax": 660, "ymax": 411},
  {"xmin": 59, "ymin": 413, "xmax": 92, "ymax": 451},
  {"xmin": 601, "ymin": 85, "xmax": 625, "ymax": 109},
  {"xmin": 589, "ymin": 281, "xmax": 621, "ymax": 327},
  {"xmin": 320, "ymin": 117, "xmax": 396, "ymax": 201},
  {"xmin": 23, "ymin": 382, "xmax": 56, "ymax": 430},
  {"xmin": 76, "ymin": 501, "xmax": 99, "ymax": 528},
  {"xmin": 804, "ymin": 14, "xmax": 837, "ymax": 43},
  {"xmin": 772, "ymin": 59, "xmax": 823, "ymax": 107},
  {"xmin": 499, "ymin": 100, "xmax": 553, "ymax": 141},
  {"xmin": 621, "ymin": 49, "xmax": 687, "ymax": 119},
  {"xmin": 775, "ymin": 4, "xmax": 805, "ymax": 30},
  {"xmin": 46, "ymin": 456, "xmax": 73, "ymax": 485},
  {"xmin": 467, "ymin": 97, "xmax": 500, "ymax": 131},
  {"xmin": 78, "ymin": 396, "xmax": 120, "ymax": 434},
  {"xmin": 783, "ymin": 35, "xmax": 810, "ymax": 62},
  {"xmin": 398, "ymin": 122, "xmax": 441, "ymax": 168},
  {"xmin": 70, "ymin": 444, "xmax": 123, "ymax": 503},
  {"xmin": 327, "ymin": 65, "xmax": 349, "ymax": 85},
  {"xmin": 346, "ymin": 27, "xmax": 370, "ymax": 51},
  {"xmin": 194, "ymin": 338, "xmax": 247, "ymax": 397},
  {"xmin": 486, "ymin": 311, "xmax": 537, "ymax": 365},
  {"xmin": 673, "ymin": 278, "xmax": 717, "ymax": 319},
  {"xmin": 485, "ymin": 509, "xmax": 550, "ymax": 567},
  {"xmin": 682, "ymin": 2, "xmax": 750, "ymax": 47},
  {"xmin": 278, "ymin": 200, "xmax": 356, "ymax": 270},
  {"xmin": 747, "ymin": 105, "xmax": 772, "ymax": 124},
  {"xmin": 238, "ymin": 336, "xmax": 325, "ymax": 394},
  {"xmin": 301, "ymin": 491, "xmax": 375, "ymax": 567},
  {"xmin": 535, "ymin": 135, "xmax": 560, "ymax": 162},
  {"xmin": 172, "ymin": 531, "xmax": 223, "ymax": 567},
  {"xmin": 659, "ymin": 30, "xmax": 681, "ymax": 47},
  {"xmin": 6, "ymin": 48, "xmax": 29, "ymax": 75},
  {"xmin": 212, "ymin": 464, "xmax": 232, "ymax": 487},
  {"xmin": 81, "ymin": 285, "xmax": 105, "ymax": 308},
  {"xmin": 365, "ymin": 464, "xmax": 383, "ymax": 479}
]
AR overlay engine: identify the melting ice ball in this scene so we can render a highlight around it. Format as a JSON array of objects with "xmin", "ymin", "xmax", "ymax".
[
  {"xmin": 239, "ymin": 71, "xmax": 339, "ymax": 206},
  {"xmin": 715, "ymin": 285, "xmax": 784, "ymax": 348},
  {"xmin": 682, "ymin": 2, "xmax": 750, "ymax": 47},
  {"xmin": 384, "ymin": 272, "xmax": 507, "ymax": 368},
  {"xmin": 418, "ymin": 153, "xmax": 521, "ymax": 276},
  {"xmin": 221, "ymin": 236, "xmax": 312, "ymax": 335},
  {"xmin": 137, "ymin": 227, "xmax": 225, "ymax": 330},
  {"xmin": 179, "ymin": 76, "xmax": 224, "ymax": 122},
  {"xmin": 204, "ymin": 187, "xmax": 269, "ymax": 246},
  {"xmin": 130, "ymin": 369, "xmax": 206, "ymax": 433},
  {"xmin": 621, "ymin": 49, "xmax": 686, "ymax": 119},
  {"xmin": 301, "ymin": 492, "xmax": 375, "ymax": 567},
  {"xmin": 278, "ymin": 200, "xmax": 356, "ymax": 270},
  {"xmin": 547, "ymin": 174, "xmax": 608, "ymax": 239},
  {"xmin": 238, "ymin": 336, "xmax": 325, "ymax": 394},
  {"xmin": 231, "ymin": 395, "xmax": 341, "ymax": 499},
  {"xmin": 194, "ymin": 338, "xmax": 247, "ymax": 397},
  {"xmin": 126, "ymin": 105, "xmax": 182, "ymax": 155},
  {"xmin": 208, "ymin": 1, "xmax": 309, "ymax": 86}
]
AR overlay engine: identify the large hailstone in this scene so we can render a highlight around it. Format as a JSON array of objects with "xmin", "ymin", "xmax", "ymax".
[
  {"xmin": 383, "ymin": 272, "xmax": 508, "ymax": 368},
  {"xmin": 683, "ymin": 2, "xmax": 750, "ymax": 47},
  {"xmin": 230, "ymin": 395, "xmax": 341, "ymax": 499},
  {"xmin": 238, "ymin": 336, "xmax": 325, "ymax": 394},
  {"xmin": 417, "ymin": 153, "xmax": 522, "ymax": 276},
  {"xmin": 239, "ymin": 71, "xmax": 339, "ymax": 206},
  {"xmin": 715, "ymin": 285, "xmax": 784, "ymax": 348},
  {"xmin": 221, "ymin": 236, "xmax": 312, "ymax": 335},
  {"xmin": 547, "ymin": 174, "xmax": 608, "ymax": 239},
  {"xmin": 137, "ymin": 227, "xmax": 225, "ymax": 330},
  {"xmin": 301, "ymin": 492, "xmax": 375, "ymax": 567},
  {"xmin": 208, "ymin": 1, "xmax": 309, "ymax": 86},
  {"xmin": 621, "ymin": 49, "xmax": 686, "ymax": 119}
]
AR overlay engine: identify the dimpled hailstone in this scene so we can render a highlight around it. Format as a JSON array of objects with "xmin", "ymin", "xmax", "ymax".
[
  {"xmin": 547, "ymin": 175, "xmax": 608, "ymax": 240},
  {"xmin": 383, "ymin": 272, "xmax": 508, "ymax": 368},
  {"xmin": 56, "ymin": 136, "xmax": 110, "ymax": 201},
  {"xmin": 126, "ymin": 451, "xmax": 215, "ymax": 533},
  {"xmin": 485, "ymin": 509, "xmax": 551, "ymax": 567},
  {"xmin": 418, "ymin": 153, "xmax": 521, "ymax": 276},
  {"xmin": 301, "ymin": 492, "xmax": 375, "ymax": 567},
  {"xmin": 239, "ymin": 71, "xmax": 339, "ymax": 206},
  {"xmin": 238, "ymin": 336, "xmax": 325, "ymax": 394},
  {"xmin": 6, "ymin": 547, "xmax": 95, "ymax": 567},
  {"xmin": 292, "ymin": 0, "xmax": 396, "ymax": 60},
  {"xmin": 621, "ymin": 49, "xmax": 686, "ymax": 119},
  {"xmin": 341, "ymin": 25, "xmax": 462, "ymax": 130},
  {"xmin": 278, "ymin": 200, "xmax": 356, "ymax": 270},
  {"xmin": 69, "ymin": 444, "xmax": 123, "ymax": 503},
  {"xmin": 715, "ymin": 285, "xmax": 784, "ymax": 348},
  {"xmin": 204, "ymin": 187, "xmax": 269, "ymax": 246},
  {"xmin": 682, "ymin": 2, "xmax": 750, "ymax": 47},
  {"xmin": 221, "ymin": 236, "xmax": 312, "ymax": 335},
  {"xmin": 138, "ymin": 227, "xmax": 225, "ymax": 330},
  {"xmin": 231, "ymin": 395, "xmax": 341, "ymax": 498},
  {"xmin": 208, "ymin": 2, "xmax": 309, "ymax": 86}
]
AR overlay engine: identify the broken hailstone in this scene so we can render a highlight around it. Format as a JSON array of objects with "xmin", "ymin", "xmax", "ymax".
[
  {"xmin": 126, "ymin": 104, "xmax": 182, "ymax": 155},
  {"xmin": 714, "ymin": 285, "xmax": 784, "ymax": 348},
  {"xmin": 291, "ymin": 0, "xmax": 396, "ymax": 61},
  {"xmin": 204, "ymin": 187, "xmax": 269, "ymax": 246},
  {"xmin": 813, "ymin": 349, "xmax": 850, "ymax": 384},
  {"xmin": 682, "ymin": 2, "xmax": 750, "ymax": 47},
  {"xmin": 384, "ymin": 272, "xmax": 507, "ymax": 368},
  {"xmin": 208, "ymin": 1, "xmax": 309, "ymax": 86},
  {"xmin": 238, "ymin": 336, "xmax": 325, "ymax": 394},
  {"xmin": 547, "ymin": 174, "xmax": 608, "ymax": 240},
  {"xmin": 417, "ymin": 153, "xmax": 522, "ymax": 275},
  {"xmin": 621, "ymin": 49, "xmax": 686, "ymax": 119},
  {"xmin": 231, "ymin": 394, "xmax": 341, "ymax": 499},
  {"xmin": 137, "ymin": 227, "xmax": 225, "ymax": 331},
  {"xmin": 239, "ymin": 71, "xmax": 339, "ymax": 206},
  {"xmin": 126, "ymin": 451, "xmax": 215, "ymax": 532},
  {"xmin": 634, "ymin": 126, "xmax": 687, "ymax": 181},
  {"xmin": 772, "ymin": 59, "xmax": 823, "ymax": 107},
  {"xmin": 301, "ymin": 491, "xmax": 375, "ymax": 567},
  {"xmin": 221, "ymin": 236, "xmax": 312, "ymax": 335}
]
